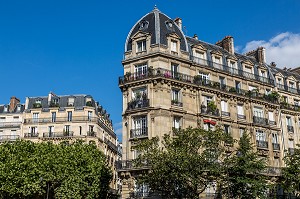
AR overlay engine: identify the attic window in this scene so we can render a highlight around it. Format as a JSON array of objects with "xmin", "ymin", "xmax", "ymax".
[
  {"xmin": 138, "ymin": 20, "xmax": 149, "ymax": 30},
  {"xmin": 68, "ymin": 98, "xmax": 75, "ymax": 106},
  {"xmin": 17, "ymin": 105, "xmax": 21, "ymax": 112},
  {"xmin": 35, "ymin": 100, "xmax": 41, "ymax": 104},
  {"xmin": 165, "ymin": 21, "xmax": 175, "ymax": 31},
  {"xmin": 137, "ymin": 40, "xmax": 146, "ymax": 52},
  {"xmin": 3, "ymin": 105, "xmax": 8, "ymax": 112},
  {"xmin": 171, "ymin": 40, "xmax": 177, "ymax": 52}
]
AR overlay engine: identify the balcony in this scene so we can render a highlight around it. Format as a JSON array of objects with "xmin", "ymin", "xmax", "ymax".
[
  {"xmin": 0, "ymin": 122, "xmax": 21, "ymax": 128},
  {"xmin": 256, "ymin": 140, "xmax": 268, "ymax": 149},
  {"xmin": 130, "ymin": 128, "xmax": 148, "ymax": 139},
  {"xmin": 269, "ymin": 120, "xmax": 276, "ymax": 126},
  {"xmin": 237, "ymin": 114, "xmax": 246, "ymax": 120},
  {"xmin": 221, "ymin": 111, "xmax": 230, "ymax": 117},
  {"xmin": 42, "ymin": 131, "xmax": 74, "ymax": 138},
  {"xmin": 287, "ymin": 125, "xmax": 294, "ymax": 133},
  {"xmin": 200, "ymin": 107, "xmax": 220, "ymax": 117},
  {"xmin": 272, "ymin": 143, "xmax": 280, "ymax": 151},
  {"xmin": 127, "ymin": 99, "xmax": 149, "ymax": 111},
  {"xmin": 116, "ymin": 160, "xmax": 150, "ymax": 170},
  {"xmin": 277, "ymin": 84, "xmax": 299, "ymax": 94},
  {"xmin": 24, "ymin": 133, "xmax": 39, "ymax": 138},
  {"xmin": 24, "ymin": 116, "xmax": 98, "ymax": 124},
  {"xmin": 104, "ymin": 137, "xmax": 118, "ymax": 152},
  {"xmin": 280, "ymin": 103, "xmax": 300, "ymax": 111},
  {"xmin": 0, "ymin": 135, "xmax": 20, "ymax": 142},
  {"xmin": 171, "ymin": 100, "xmax": 183, "ymax": 107},
  {"xmin": 87, "ymin": 131, "xmax": 96, "ymax": 137},
  {"xmin": 253, "ymin": 116, "xmax": 268, "ymax": 125}
]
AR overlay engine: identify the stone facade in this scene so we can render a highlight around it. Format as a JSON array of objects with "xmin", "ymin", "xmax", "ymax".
[{"xmin": 118, "ymin": 7, "xmax": 299, "ymax": 198}]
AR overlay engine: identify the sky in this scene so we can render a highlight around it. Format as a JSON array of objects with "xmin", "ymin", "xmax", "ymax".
[{"xmin": 0, "ymin": 0, "xmax": 299, "ymax": 141}]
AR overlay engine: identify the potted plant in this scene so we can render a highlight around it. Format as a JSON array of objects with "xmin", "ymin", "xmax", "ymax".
[
  {"xmin": 207, "ymin": 101, "xmax": 217, "ymax": 113},
  {"xmin": 193, "ymin": 75, "xmax": 202, "ymax": 84},
  {"xmin": 86, "ymin": 101, "xmax": 93, "ymax": 107},
  {"xmin": 125, "ymin": 72, "xmax": 131, "ymax": 81},
  {"xmin": 33, "ymin": 103, "xmax": 42, "ymax": 108},
  {"xmin": 148, "ymin": 66, "xmax": 154, "ymax": 76},
  {"xmin": 171, "ymin": 99, "xmax": 179, "ymax": 104},
  {"xmin": 229, "ymin": 87, "xmax": 236, "ymax": 93}
]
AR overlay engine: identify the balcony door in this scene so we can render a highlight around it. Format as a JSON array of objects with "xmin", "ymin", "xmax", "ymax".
[
  {"xmin": 132, "ymin": 116, "xmax": 147, "ymax": 136},
  {"xmin": 253, "ymin": 107, "xmax": 264, "ymax": 118},
  {"xmin": 135, "ymin": 64, "xmax": 147, "ymax": 79}
]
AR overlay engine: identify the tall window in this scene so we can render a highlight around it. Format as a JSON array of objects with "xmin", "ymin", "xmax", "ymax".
[
  {"xmin": 219, "ymin": 76, "xmax": 225, "ymax": 87},
  {"xmin": 88, "ymin": 111, "xmax": 92, "ymax": 121},
  {"xmin": 268, "ymin": 111, "xmax": 274, "ymax": 122},
  {"xmin": 171, "ymin": 63, "xmax": 178, "ymax": 78},
  {"xmin": 272, "ymin": 133, "xmax": 278, "ymax": 144},
  {"xmin": 68, "ymin": 97, "xmax": 75, "ymax": 106},
  {"xmin": 288, "ymin": 140, "xmax": 294, "ymax": 149},
  {"xmin": 221, "ymin": 100, "xmax": 228, "ymax": 112},
  {"xmin": 202, "ymin": 95, "xmax": 213, "ymax": 106},
  {"xmin": 173, "ymin": 116, "xmax": 182, "ymax": 129},
  {"xmin": 30, "ymin": 127, "xmax": 36, "ymax": 135},
  {"xmin": 286, "ymin": 116, "xmax": 292, "ymax": 126},
  {"xmin": 239, "ymin": 128, "xmax": 245, "ymax": 138},
  {"xmin": 65, "ymin": 125, "xmax": 70, "ymax": 133},
  {"xmin": 171, "ymin": 89, "xmax": 180, "ymax": 103},
  {"xmin": 256, "ymin": 130, "xmax": 266, "ymax": 141},
  {"xmin": 32, "ymin": 113, "xmax": 39, "ymax": 123},
  {"xmin": 199, "ymin": 72, "xmax": 209, "ymax": 84},
  {"xmin": 253, "ymin": 107, "xmax": 264, "ymax": 118},
  {"xmin": 137, "ymin": 40, "xmax": 146, "ymax": 52},
  {"xmin": 135, "ymin": 64, "xmax": 147, "ymax": 78},
  {"xmin": 132, "ymin": 116, "xmax": 147, "ymax": 135},
  {"xmin": 51, "ymin": 112, "xmax": 56, "ymax": 122},
  {"xmin": 237, "ymin": 104, "xmax": 244, "ymax": 116},
  {"xmin": 171, "ymin": 40, "xmax": 177, "ymax": 52},
  {"xmin": 67, "ymin": 111, "xmax": 72, "ymax": 122}
]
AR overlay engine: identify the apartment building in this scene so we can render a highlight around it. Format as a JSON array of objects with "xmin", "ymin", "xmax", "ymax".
[
  {"xmin": 118, "ymin": 7, "xmax": 298, "ymax": 198},
  {"xmin": 0, "ymin": 93, "xmax": 121, "ymax": 192},
  {"xmin": 0, "ymin": 97, "xmax": 24, "ymax": 143}
]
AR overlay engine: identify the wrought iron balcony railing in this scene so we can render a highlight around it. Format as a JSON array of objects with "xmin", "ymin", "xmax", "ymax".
[
  {"xmin": 280, "ymin": 103, "xmax": 300, "ymax": 111},
  {"xmin": 127, "ymin": 99, "xmax": 149, "ymax": 111},
  {"xmin": 253, "ymin": 116, "xmax": 268, "ymax": 125},
  {"xmin": 24, "ymin": 133, "xmax": 39, "ymax": 138},
  {"xmin": 130, "ymin": 128, "xmax": 148, "ymax": 139},
  {"xmin": 256, "ymin": 140, "xmax": 268, "ymax": 149},
  {"xmin": 200, "ymin": 107, "xmax": 220, "ymax": 116},
  {"xmin": 42, "ymin": 131, "xmax": 74, "ymax": 138},
  {"xmin": 221, "ymin": 111, "xmax": 230, "ymax": 117},
  {"xmin": 269, "ymin": 120, "xmax": 276, "ymax": 125},
  {"xmin": 277, "ymin": 84, "xmax": 299, "ymax": 94},
  {"xmin": 0, "ymin": 122, "xmax": 21, "ymax": 128},
  {"xmin": 104, "ymin": 137, "xmax": 118, "ymax": 153},
  {"xmin": 24, "ymin": 116, "xmax": 98, "ymax": 124},
  {"xmin": 116, "ymin": 160, "xmax": 150, "ymax": 170},
  {"xmin": 272, "ymin": 143, "xmax": 280, "ymax": 150},
  {"xmin": 237, "ymin": 114, "xmax": 246, "ymax": 120},
  {"xmin": 171, "ymin": 100, "xmax": 183, "ymax": 107},
  {"xmin": 0, "ymin": 135, "xmax": 20, "ymax": 142}
]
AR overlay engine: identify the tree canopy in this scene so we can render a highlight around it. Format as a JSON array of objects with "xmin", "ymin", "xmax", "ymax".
[
  {"xmin": 133, "ymin": 127, "xmax": 232, "ymax": 198},
  {"xmin": 0, "ymin": 140, "xmax": 112, "ymax": 199}
]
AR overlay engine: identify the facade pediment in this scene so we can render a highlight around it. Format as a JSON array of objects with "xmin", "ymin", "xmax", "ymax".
[
  {"xmin": 211, "ymin": 50, "xmax": 223, "ymax": 56},
  {"xmin": 167, "ymin": 32, "xmax": 181, "ymax": 40},
  {"xmin": 192, "ymin": 43, "xmax": 206, "ymax": 51},
  {"xmin": 131, "ymin": 31, "xmax": 151, "ymax": 41}
]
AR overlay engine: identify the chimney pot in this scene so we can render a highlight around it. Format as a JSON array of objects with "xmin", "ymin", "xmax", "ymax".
[
  {"xmin": 193, "ymin": 34, "xmax": 198, "ymax": 40},
  {"xmin": 174, "ymin": 17, "xmax": 182, "ymax": 30},
  {"xmin": 9, "ymin": 96, "xmax": 20, "ymax": 112}
]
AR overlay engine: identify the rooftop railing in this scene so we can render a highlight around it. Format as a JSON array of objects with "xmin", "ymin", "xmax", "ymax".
[{"xmin": 24, "ymin": 116, "xmax": 98, "ymax": 124}]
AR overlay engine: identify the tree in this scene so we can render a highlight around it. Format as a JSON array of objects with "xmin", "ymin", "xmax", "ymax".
[
  {"xmin": 0, "ymin": 140, "xmax": 112, "ymax": 199},
  {"xmin": 221, "ymin": 132, "xmax": 268, "ymax": 199},
  {"xmin": 281, "ymin": 145, "xmax": 300, "ymax": 197},
  {"xmin": 133, "ymin": 127, "xmax": 232, "ymax": 198}
]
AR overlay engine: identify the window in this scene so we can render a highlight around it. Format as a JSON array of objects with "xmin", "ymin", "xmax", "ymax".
[
  {"xmin": 265, "ymin": 89, "xmax": 271, "ymax": 95},
  {"xmin": 272, "ymin": 133, "xmax": 278, "ymax": 144},
  {"xmin": 219, "ymin": 76, "xmax": 226, "ymax": 87},
  {"xmin": 65, "ymin": 125, "xmax": 70, "ymax": 133},
  {"xmin": 286, "ymin": 116, "xmax": 292, "ymax": 126},
  {"xmin": 288, "ymin": 140, "xmax": 294, "ymax": 148},
  {"xmin": 237, "ymin": 104, "xmax": 244, "ymax": 116},
  {"xmin": 204, "ymin": 123, "xmax": 215, "ymax": 131},
  {"xmin": 171, "ymin": 63, "xmax": 179, "ymax": 78},
  {"xmin": 239, "ymin": 128, "xmax": 245, "ymax": 138},
  {"xmin": 249, "ymin": 85, "xmax": 257, "ymax": 91},
  {"xmin": 202, "ymin": 95, "xmax": 213, "ymax": 106},
  {"xmin": 132, "ymin": 116, "xmax": 147, "ymax": 135},
  {"xmin": 35, "ymin": 99, "xmax": 41, "ymax": 104},
  {"xmin": 199, "ymin": 72, "xmax": 210, "ymax": 84},
  {"xmin": 171, "ymin": 89, "xmax": 180, "ymax": 104},
  {"xmin": 268, "ymin": 111, "xmax": 274, "ymax": 122},
  {"xmin": 194, "ymin": 51, "xmax": 204, "ymax": 59},
  {"xmin": 132, "ymin": 87, "xmax": 147, "ymax": 100},
  {"xmin": 283, "ymin": 96, "xmax": 288, "ymax": 103},
  {"xmin": 173, "ymin": 116, "xmax": 182, "ymax": 129},
  {"xmin": 67, "ymin": 111, "xmax": 72, "ymax": 122},
  {"xmin": 294, "ymin": 99, "xmax": 299, "ymax": 107},
  {"xmin": 229, "ymin": 61, "xmax": 237, "ymax": 74},
  {"xmin": 274, "ymin": 158, "xmax": 280, "ymax": 167},
  {"xmin": 253, "ymin": 107, "xmax": 264, "ymax": 118},
  {"xmin": 32, "ymin": 113, "xmax": 39, "ymax": 123},
  {"xmin": 256, "ymin": 130, "xmax": 266, "ymax": 141},
  {"xmin": 260, "ymin": 70, "xmax": 266, "ymax": 77},
  {"xmin": 171, "ymin": 40, "xmax": 177, "ymax": 52},
  {"xmin": 79, "ymin": 126, "xmax": 82, "ymax": 135},
  {"xmin": 135, "ymin": 182, "xmax": 150, "ymax": 197},
  {"xmin": 48, "ymin": 126, "xmax": 54, "ymax": 133},
  {"xmin": 135, "ymin": 63, "xmax": 147, "ymax": 78},
  {"xmin": 289, "ymin": 82, "xmax": 295, "ymax": 88},
  {"xmin": 244, "ymin": 66, "xmax": 252, "ymax": 73},
  {"xmin": 52, "ymin": 98, "xmax": 59, "ymax": 104},
  {"xmin": 89, "ymin": 125, "xmax": 94, "ymax": 132},
  {"xmin": 68, "ymin": 98, "xmax": 75, "ymax": 106},
  {"xmin": 30, "ymin": 127, "xmax": 36, "ymax": 134},
  {"xmin": 137, "ymin": 40, "xmax": 146, "ymax": 52},
  {"xmin": 235, "ymin": 81, "xmax": 241, "ymax": 92},
  {"xmin": 3, "ymin": 105, "xmax": 8, "ymax": 112},
  {"xmin": 88, "ymin": 111, "xmax": 92, "ymax": 121},
  {"xmin": 221, "ymin": 100, "xmax": 228, "ymax": 112},
  {"xmin": 17, "ymin": 105, "xmax": 21, "ymax": 112},
  {"xmin": 214, "ymin": 56, "xmax": 221, "ymax": 64},
  {"xmin": 277, "ymin": 78, "xmax": 282, "ymax": 84},
  {"xmin": 51, "ymin": 112, "xmax": 56, "ymax": 122}
]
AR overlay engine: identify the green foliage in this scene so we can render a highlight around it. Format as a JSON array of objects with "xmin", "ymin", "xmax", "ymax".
[
  {"xmin": 133, "ymin": 127, "xmax": 231, "ymax": 198},
  {"xmin": 0, "ymin": 140, "xmax": 112, "ymax": 199},
  {"xmin": 207, "ymin": 101, "xmax": 217, "ymax": 112},
  {"xmin": 282, "ymin": 145, "xmax": 300, "ymax": 197},
  {"xmin": 222, "ymin": 132, "xmax": 268, "ymax": 199}
]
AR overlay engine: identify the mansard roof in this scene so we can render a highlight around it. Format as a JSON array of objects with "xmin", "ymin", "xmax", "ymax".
[{"xmin": 125, "ymin": 7, "xmax": 188, "ymax": 52}]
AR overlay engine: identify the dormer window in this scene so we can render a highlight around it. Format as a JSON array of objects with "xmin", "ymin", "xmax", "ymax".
[
  {"xmin": 137, "ymin": 40, "xmax": 146, "ymax": 52},
  {"xmin": 68, "ymin": 97, "xmax": 75, "ymax": 106},
  {"xmin": 17, "ymin": 105, "xmax": 21, "ymax": 112},
  {"xmin": 244, "ymin": 66, "xmax": 252, "ymax": 74},
  {"xmin": 260, "ymin": 70, "xmax": 266, "ymax": 77},
  {"xmin": 194, "ymin": 51, "xmax": 204, "ymax": 59},
  {"xmin": 171, "ymin": 40, "xmax": 177, "ymax": 52},
  {"xmin": 3, "ymin": 105, "xmax": 8, "ymax": 112},
  {"xmin": 214, "ymin": 56, "xmax": 221, "ymax": 64},
  {"xmin": 36, "ymin": 100, "xmax": 41, "ymax": 104}
]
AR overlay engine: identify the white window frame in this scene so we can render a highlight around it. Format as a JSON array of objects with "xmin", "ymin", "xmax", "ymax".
[
  {"xmin": 171, "ymin": 40, "xmax": 178, "ymax": 52},
  {"xmin": 173, "ymin": 116, "xmax": 182, "ymax": 129},
  {"xmin": 256, "ymin": 130, "xmax": 266, "ymax": 141},
  {"xmin": 135, "ymin": 64, "xmax": 148, "ymax": 77},
  {"xmin": 136, "ymin": 40, "xmax": 146, "ymax": 52}
]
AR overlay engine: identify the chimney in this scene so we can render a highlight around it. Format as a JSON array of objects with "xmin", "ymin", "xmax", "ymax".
[
  {"xmin": 245, "ymin": 47, "xmax": 266, "ymax": 64},
  {"xmin": 193, "ymin": 34, "xmax": 198, "ymax": 40},
  {"xmin": 9, "ymin": 96, "xmax": 20, "ymax": 112},
  {"xmin": 174, "ymin": 17, "xmax": 182, "ymax": 30},
  {"xmin": 215, "ymin": 36, "xmax": 234, "ymax": 54}
]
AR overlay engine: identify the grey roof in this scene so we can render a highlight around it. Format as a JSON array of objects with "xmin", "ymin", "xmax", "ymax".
[
  {"xmin": 0, "ymin": 104, "xmax": 25, "ymax": 114},
  {"xmin": 26, "ymin": 94, "xmax": 97, "ymax": 110},
  {"xmin": 125, "ymin": 7, "xmax": 188, "ymax": 52},
  {"xmin": 270, "ymin": 67, "xmax": 300, "ymax": 81}
]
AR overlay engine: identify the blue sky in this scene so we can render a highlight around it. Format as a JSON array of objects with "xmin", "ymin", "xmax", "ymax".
[{"xmin": 0, "ymin": 0, "xmax": 300, "ymax": 141}]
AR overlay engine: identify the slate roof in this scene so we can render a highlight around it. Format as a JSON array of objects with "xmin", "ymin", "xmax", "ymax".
[
  {"xmin": 125, "ymin": 7, "xmax": 188, "ymax": 52},
  {"xmin": 0, "ymin": 104, "xmax": 25, "ymax": 114}
]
